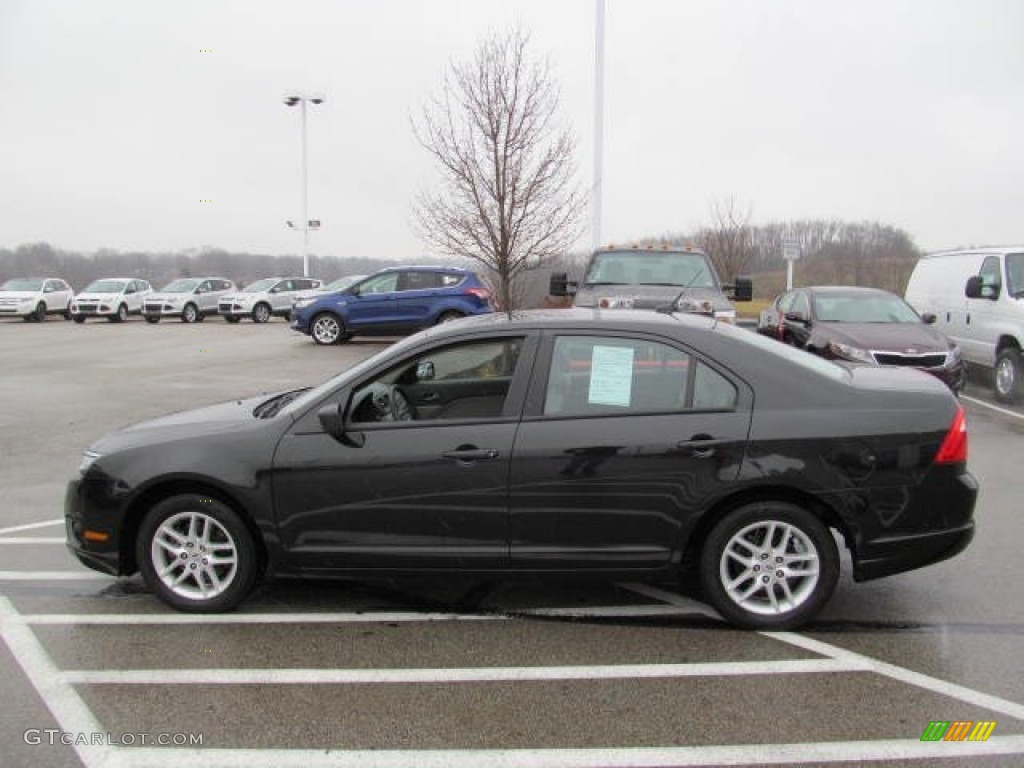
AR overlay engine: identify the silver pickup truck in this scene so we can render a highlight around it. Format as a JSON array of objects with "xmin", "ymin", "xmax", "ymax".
[{"xmin": 551, "ymin": 245, "xmax": 752, "ymax": 321}]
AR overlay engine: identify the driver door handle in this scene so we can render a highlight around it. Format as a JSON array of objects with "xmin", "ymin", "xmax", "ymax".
[{"xmin": 443, "ymin": 448, "xmax": 500, "ymax": 462}]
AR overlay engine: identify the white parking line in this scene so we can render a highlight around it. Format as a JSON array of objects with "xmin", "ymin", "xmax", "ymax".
[
  {"xmin": 24, "ymin": 611, "xmax": 504, "ymax": 625},
  {"xmin": 91, "ymin": 736, "xmax": 1024, "ymax": 768},
  {"xmin": 961, "ymin": 394, "xmax": 1024, "ymax": 421},
  {"xmin": 0, "ymin": 537, "xmax": 65, "ymax": 544},
  {"xmin": 60, "ymin": 658, "xmax": 864, "ymax": 686},
  {"xmin": 0, "ymin": 571, "xmax": 111, "ymax": 580},
  {"xmin": 0, "ymin": 518, "xmax": 63, "ymax": 536},
  {"xmin": 0, "ymin": 597, "xmax": 108, "ymax": 768},
  {"xmin": 627, "ymin": 584, "xmax": 1024, "ymax": 722}
]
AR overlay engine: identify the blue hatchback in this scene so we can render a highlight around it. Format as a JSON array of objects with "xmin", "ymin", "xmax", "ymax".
[{"xmin": 291, "ymin": 266, "xmax": 494, "ymax": 344}]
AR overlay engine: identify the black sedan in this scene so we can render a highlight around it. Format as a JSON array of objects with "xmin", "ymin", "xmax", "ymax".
[
  {"xmin": 66, "ymin": 309, "xmax": 976, "ymax": 629},
  {"xmin": 757, "ymin": 286, "xmax": 965, "ymax": 393}
]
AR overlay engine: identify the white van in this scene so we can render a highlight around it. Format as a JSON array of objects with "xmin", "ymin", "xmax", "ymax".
[{"xmin": 905, "ymin": 246, "xmax": 1024, "ymax": 403}]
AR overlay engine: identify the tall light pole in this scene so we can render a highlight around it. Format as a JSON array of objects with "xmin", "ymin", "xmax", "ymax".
[
  {"xmin": 283, "ymin": 92, "xmax": 324, "ymax": 277},
  {"xmin": 592, "ymin": 0, "xmax": 606, "ymax": 252}
]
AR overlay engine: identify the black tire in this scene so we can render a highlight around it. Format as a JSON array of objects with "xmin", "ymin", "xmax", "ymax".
[
  {"xmin": 224, "ymin": 315, "xmax": 240, "ymax": 324},
  {"xmin": 33, "ymin": 302, "xmax": 47, "ymax": 322},
  {"xmin": 252, "ymin": 303, "xmax": 271, "ymax": 324},
  {"xmin": 112, "ymin": 303, "xmax": 129, "ymax": 323},
  {"xmin": 436, "ymin": 310, "xmax": 464, "ymax": 325},
  {"xmin": 137, "ymin": 494, "xmax": 258, "ymax": 613},
  {"xmin": 73, "ymin": 316, "xmax": 85, "ymax": 324},
  {"xmin": 310, "ymin": 312, "xmax": 344, "ymax": 345},
  {"xmin": 145, "ymin": 315, "xmax": 160, "ymax": 324},
  {"xmin": 63, "ymin": 303, "xmax": 72, "ymax": 321},
  {"xmin": 699, "ymin": 501, "xmax": 838, "ymax": 630},
  {"xmin": 994, "ymin": 348, "xmax": 1023, "ymax": 404},
  {"xmin": 181, "ymin": 303, "xmax": 199, "ymax": 324}
]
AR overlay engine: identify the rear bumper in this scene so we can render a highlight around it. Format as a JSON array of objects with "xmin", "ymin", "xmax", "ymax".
[{"xmin": 851, "ymin": 469, "xmax": 978, "ymax": 581}]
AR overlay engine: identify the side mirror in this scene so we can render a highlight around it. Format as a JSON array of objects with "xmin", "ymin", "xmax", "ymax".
[
  {"xmin": 549, "ymin": 272, "xmax": 577, "ymax": 297},
  {"xmin": 317, "ymin": 401, "xmax": 364, "ymax": 447},
  {"xmin": 965, "ymin": 275, "xmax": 982, "ymax": 298},
  {"xmin": 726, "ymin": 276, "xmax": 753, "ymax": 302},
  {"xmin": 921, "ymin": 312, "xmax": 937, "ymax": 325}
]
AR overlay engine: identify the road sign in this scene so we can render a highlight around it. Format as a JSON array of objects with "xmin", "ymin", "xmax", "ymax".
[{"xmin": 782, "ymin": 237, "xmax": 800, "ymax": 261}]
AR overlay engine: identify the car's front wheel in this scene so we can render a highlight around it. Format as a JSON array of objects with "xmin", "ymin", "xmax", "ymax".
[
  {"xmin": 224, "ymin": 315, "xmax": 240, "ymax": 323},
  {"xmin": 252, "ymin": 303, "xmax": 271, "ymax": 324},
  {"xmin": 700, "ymin": 501, "xmax": 838, "ymax": 630},
  {"xmin": 310, "ymin": 313, "xmax": 344, "ymax": 345},
  {"xmin": 111, "ymin": 303, "xmax": 129, "ymax": 323},
  {"xmin": 994, "ymin": 348, "xmax": 1023, "ymax": 404},
  {"xmin": 137, "ymin": 494, "xmax": 258, "ymax": 612},
  {"xmin": 182, "ymin": 303, "xmax": 199, "ymax": 323},
  {"xmin": 145, "ymin": 315, "xmax": 160, "ymax": 324},
  {"xmin": 73, "ymin": 315, "xmax": 85, "ymax": 324},
  {"xmin": 32, "ymin": 302, "xmax": 47, "ymax": 322}
]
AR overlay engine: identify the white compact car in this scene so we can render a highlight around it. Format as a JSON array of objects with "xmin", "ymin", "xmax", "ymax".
[
  {"xmin": 143, "ymin": 277, "xmax": 236, "ymax": 324},
  {"xmin": 218, "ymin": 276, "xmax": 322, "ymax": 323},
  {"xmin": 0, "ymin": 277, "xmax": 74, "ymax": 321},
  {"xmin": 71, "ymin": 278, "xmax": 153, "ymax": 323}
]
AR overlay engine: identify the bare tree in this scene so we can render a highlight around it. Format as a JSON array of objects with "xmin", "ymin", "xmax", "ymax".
[
  {"xmin": 412, "ymin": 28, "xmax": 586, "ymax": 311},
  {"xmin": 695, "ymin": 197, "xmax": 755, "ymax": 284}
]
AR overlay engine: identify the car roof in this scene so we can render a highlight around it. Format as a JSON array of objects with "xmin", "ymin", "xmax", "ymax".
[
  {"xmin": 925, "ymin": 246, "xmax": 1024, "ymax": 257},
  {"xmin": 593, "ymin": 245, "xmax": 709, "ymax": 256},
  {"xmin": 370, "ymin": 265, "xmax": 472, "ymax": 274},
  {"xmin": 799, "ymin": 286, "xmax": 896, "ymax": 297},
  {"xmin": 421, "ymin": 307, "xmax": 717, "ymax": 337}
]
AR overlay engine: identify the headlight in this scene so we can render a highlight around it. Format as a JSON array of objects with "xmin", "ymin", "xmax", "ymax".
[
  {"xmin": 293, "ymin": 297, "xmax": 316, "ymax": 309},
  {"xmin": 79, "ymin": 450, "xmax": 102, "ymax": 474},
  {"xmin": 828, "ymin": 341, "xmax": 875, "ymax": 364}
]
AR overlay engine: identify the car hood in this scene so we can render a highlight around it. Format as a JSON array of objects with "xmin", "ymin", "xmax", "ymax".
[
  {"xmin": 817, "ymin": 322, "xmax": 951, "ymax": 352},
  {"xmin": 0, "ymin": 291, "xmax": 41, "ymax": 300},
  {"xmin": 221, "ymin": 293, "xmax": 262, "ymax": 302},
  {"xmin": 146, "ymin": 293, "xmax": 184, "ymax": 302},
  {"xmin": 76, "ymin": 292, "xmax": 123, "ymax": 302},
  {"xmin": 89, "ymin": 392, "xmax": 286, "ymax": 454},
  {"xmin": 574, "ymin": 285, "xmax": 734, "ymax": 313}
]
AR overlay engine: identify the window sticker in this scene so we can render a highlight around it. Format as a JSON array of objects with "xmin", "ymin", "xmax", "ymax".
[{"xmin": 588, "ymin": 345, "xmax": 634, "ymax": 407}]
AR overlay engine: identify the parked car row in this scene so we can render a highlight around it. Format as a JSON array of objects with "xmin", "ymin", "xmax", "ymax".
[{"xmin": 1, "ymin": 266, "xmax": 497, "ymax": 337}]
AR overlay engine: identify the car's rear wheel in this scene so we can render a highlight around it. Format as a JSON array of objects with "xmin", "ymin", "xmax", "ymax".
[
  {"xmin": 700, "ymin": 501, "xmax": 838, "ymax": 630},
  {"xmin": 182, "ymin": 303, "xmax": 199, "ymax": 323},
  {"xmin": 252, "ymin": 303, "xmax": 271, "ymax": 324},
  {"xmin": 137, "ymin": 494, "xmax": 258, "ymax": 612},
  {"xmin": 311, "ymin": 313, "xmax": 344, "ymax": 345},
  {"xmin": 994, "ymin": 348, "xmax": 1022, "ymax": 404},
  {"xmin": 436, "ymin": 311, "xmax": 464, "ymax": 324}
]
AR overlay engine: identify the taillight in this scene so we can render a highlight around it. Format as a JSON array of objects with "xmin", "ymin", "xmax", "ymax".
[
  {"xmin": 934, "ymin": 405, "xmax": 967, "ymax": 464},
  {"xmin": 466, "ymin": 287, "xmax": 491, "ymax": 300}
]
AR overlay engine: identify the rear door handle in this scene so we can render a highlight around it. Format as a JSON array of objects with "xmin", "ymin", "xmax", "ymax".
[
  {"xmin": 443, "ymin": 448, "xmax": 500, "ymax": 463},
  {"xmin": 676, "ymin": 435, "xmax": 730, "ymax": 459}
]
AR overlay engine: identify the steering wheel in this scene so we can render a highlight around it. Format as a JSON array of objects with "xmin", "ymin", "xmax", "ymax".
[{"xmin": 388, "ymin": 385, "xmax": 416, "ymax": 421}]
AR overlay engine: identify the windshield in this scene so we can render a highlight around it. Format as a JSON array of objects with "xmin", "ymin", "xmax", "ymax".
[
  {"xmin": 584, "ymin": 250, "xmax": 718, "ymax": 288},
  {"xmin": 1006, "ymin": 253, "xmax": 1024, "ymax": 297},
  {"xmin": 160, "ymin": 278, "xmax": 200, "ymax": 293},
  {"xmin": 1, "ymin": 278, "xmax": 44, "ymax": 291},
  {"xmin": 323, "ymin": 275, "xmax": 364, "ymax": 292},
  {"xmin": 83, "ymin": 279, "xmax": 127, "ymax": 293},
  {"xmin": 241, "ymin": 278, "xmax": 278, "ymax": 293},
  {"xmin": 813, "ymin": 293, "xmax": 921, "ymax": 323}
]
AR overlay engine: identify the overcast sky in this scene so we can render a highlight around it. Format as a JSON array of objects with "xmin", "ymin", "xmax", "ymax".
[{"xmin": 1, "ymin": 0, "xmax": 1022, "ymax": 263}]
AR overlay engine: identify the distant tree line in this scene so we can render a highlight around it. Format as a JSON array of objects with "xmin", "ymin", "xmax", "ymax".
[{"xmin": 0, "ymin": 243, "xmax": 403, "ymax": 292}]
